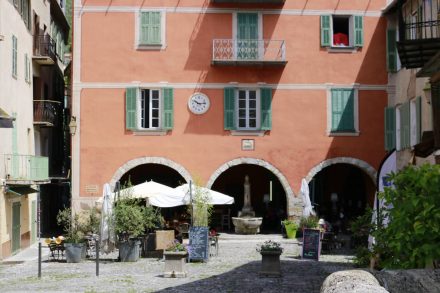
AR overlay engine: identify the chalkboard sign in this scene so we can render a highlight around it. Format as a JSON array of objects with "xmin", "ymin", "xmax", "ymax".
[
  {"xmin": 189, "ymin": 226, "xmax": 209, "ymax": 262},
  {"xmin": 302, "ymin": 228, "xmax": 321, "ymax": 260}
]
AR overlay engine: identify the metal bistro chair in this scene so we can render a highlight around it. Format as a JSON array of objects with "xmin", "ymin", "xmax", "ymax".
[
  {"xmin": 178, "ymin": 223, "xmax": 190, "ymax": 239},
  {"xmin": 209, "ymin": 235, "xmax": 219, "ymax": 257},
  {"xmin": 221, "ymin": 209, "xmax": 231, "ymax": 231}
]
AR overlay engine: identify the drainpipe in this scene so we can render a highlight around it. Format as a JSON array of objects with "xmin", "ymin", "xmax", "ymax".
[{"xmin": 0, "ymin": 179, "xmax": 5, "ymax": 260}]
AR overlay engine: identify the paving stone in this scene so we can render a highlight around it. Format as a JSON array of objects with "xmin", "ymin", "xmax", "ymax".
[{"xmin": 0, "ymin": 234, "xmax": 355, "ymax": 293}]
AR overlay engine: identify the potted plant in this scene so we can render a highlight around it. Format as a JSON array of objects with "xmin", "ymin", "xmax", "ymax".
[
  {"xmin": 256, "ymin": 240, "xmax": 283, "ymax": 277},
  {"xmin": 298, "ymin": 215, "xmax": 319, "ymax": 237},
  {"xmin": 56, "ymin": 208, "xmax": 87, "ymax": 263},
  {"xmin": 163, "ymin": 240, "xmax": 188, "ymax": 278},
  {"xmin": 113, "ymin": 198, "xmax": 145, "ymax": 262},
  {"xmin": 282, "ymin": 219, "xmax": 299, "ymax": 239}
]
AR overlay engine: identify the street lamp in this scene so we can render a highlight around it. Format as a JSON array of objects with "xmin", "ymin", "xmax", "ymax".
[{"xmin": 69, "ymin": 116, "xmax": 77, "ymax": 136}]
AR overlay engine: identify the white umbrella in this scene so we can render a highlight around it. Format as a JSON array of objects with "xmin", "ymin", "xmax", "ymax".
[
  {"xmin": 115, "ymin": 180, "xmax": 185, "ymax": 208},
  {"xmin": 100, "ymin": 183, "xmax": 116, "ymax": 254},
  {"xmin": 175, "ymin": 183, "xmax": 234, "ymax": 205},
  {"xmin": 300, "ymin": 178, "xmax": 316, "ymax": 218}
]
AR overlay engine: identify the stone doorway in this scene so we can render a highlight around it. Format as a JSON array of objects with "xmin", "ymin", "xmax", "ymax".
[{"xmin": 209, "ymin": 164, "xmax": 288, "ymax": 234}]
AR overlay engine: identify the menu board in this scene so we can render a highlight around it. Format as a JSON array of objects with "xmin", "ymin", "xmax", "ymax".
[
  {"xmin": 189, "ymin": 226, "xmax": 209, "ymax": 262},
  {"xmin": 302, "ymin": 228, "xmax": 321, "ymax": 260}
]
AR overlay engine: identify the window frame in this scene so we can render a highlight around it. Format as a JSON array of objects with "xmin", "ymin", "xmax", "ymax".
[
  {"xmin": 322, "ymin": 14, "xmax": 363, "ymax": 52},
  {"xmin": 138, "ymin": 88, "xmax": 162, "ymax": 130},
  {"xmin": 135, "ymin": 10, "xmax": 167, "ymax": 50},
  {"xmin": 235, "ymin": 88, "xmax": 261, "ymax": 131},
  {"xmin": 326, "ymin": 86, "xmax": 360, "ymax": 136}
]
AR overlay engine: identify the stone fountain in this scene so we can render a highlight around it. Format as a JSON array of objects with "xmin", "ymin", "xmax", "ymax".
[{"xmin": 232, "ymin": 175, "xmax": 263, "ymax": 234}]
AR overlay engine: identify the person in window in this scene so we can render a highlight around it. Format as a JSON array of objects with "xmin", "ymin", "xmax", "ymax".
[{"xmin": 333, "ymin": 33, "xmax": 349, "ymax": 46}]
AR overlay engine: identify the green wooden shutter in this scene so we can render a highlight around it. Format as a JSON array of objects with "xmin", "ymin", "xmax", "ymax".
[
  {"xmin": 384, "ymin": 107, "xmax": 396, "ymax": 151},
  {"xmin": 224, "ymin": 88, "xmax": 235, "ymax": 130},
  {"xmin": 354, "ymin": 16, "xmax": 364, "ymax": 47},
  {"xmin": 320, "ymin": 15, "xmax": 331, "ymax": 47},
  {"xmin": 416, "ymin": 96, "xmax": 422, "ymax": 144},
  {"xmin": 400, "ymin": 102, "xmax": 410, "ymax": 149},
  {"xmin": 386, "ymin": 29, "xmax": 397, "ymax": 72},
  {"xmin": 12, "ymin": 202, "xmax": 21, "ymax": 253},
  {"xmin": 125, "ymin": 87, "xmax": 138, "ymax": 130},
  {"xmin": 331, "ymin": 89, "xmax": 355, "ymax": 132},
  {"xmin": 140, "ymin": 12, "xmax": 161, "ymax": 45},
  {"xmin": 260, "ymin": 88, "xmax": 272, "ymax": 130},
  {"xmin": 162, "ymin": 88, "xmax": 174, "ymax": 130},
  {"xmin": 12, "ymin": 35, "xmax": 17, "ymax": 77}
]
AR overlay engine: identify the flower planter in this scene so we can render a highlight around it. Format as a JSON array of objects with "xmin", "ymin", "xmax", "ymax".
[
  {"xmin": 259, "ymin": 250, "xmax": 282, "ymax": 277},
  {"xmin": 163, "ymin": 251, "xmax": 188, "ymax": 278},
  {"xmin": 285, "ymin": 223, "xmax": 298, "ymax": 239},
  {"xmin": 119, "ymin": 240, "xmax": 141, "ymax": 262},
  {"xmin": 65, "ymin": 243, "xmax": 85, "ymax": 263}
]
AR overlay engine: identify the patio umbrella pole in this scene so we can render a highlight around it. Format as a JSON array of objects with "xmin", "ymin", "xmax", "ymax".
[
  {"xmin": 37, "ymin": 186, "xmax": 41, "ymax": 278},
  {"xmin": 96, "ymin": 237, "xmax": 99, "ymax": 277}
]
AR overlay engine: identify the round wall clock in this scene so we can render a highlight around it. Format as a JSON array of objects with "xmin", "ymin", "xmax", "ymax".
[{"xmin": 188, "ymin": 92, "xmax": 210, "ymax": 115}]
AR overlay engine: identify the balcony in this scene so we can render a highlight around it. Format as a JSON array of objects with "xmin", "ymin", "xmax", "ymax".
[
  {"xmin": 33, "ymin": 100, "xmax": 62, "ymax": 127},
  {"xmin": 211, "ymin": 0, "xmax": 285, "ymax": 3},
  {"xmin": 212, "ymin": 39, "xmax": 287, "ymax": 66},
  {"xmin": 3, "ymin": 154, "xmax": 49, "ymax": 184},
  {"xmin": 33, "ymin": 34, "xmax": 56, "ymax": 65},
  {"xmin": 396, "ymin": 0, "xmax": 440, "ymax": 69}
]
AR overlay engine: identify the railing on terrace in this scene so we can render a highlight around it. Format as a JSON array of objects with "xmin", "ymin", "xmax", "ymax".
[
  {"xmin": 3, "ymin": 154, "xmax": 49, "ymax": 182},
  {"xmin": 34, "ymin": 34, "xmax": 56, "ymax": 62},
  {"xmin": 403, "ymin": 20, "xmax": 440, "ymax": 41},
  {"xmin": 33, "ymin": 100, "xmax": 62, "ymax": 126},
  {"xmin": 212, "ymin": 39, "xmax": 286, "ymax": 64}
]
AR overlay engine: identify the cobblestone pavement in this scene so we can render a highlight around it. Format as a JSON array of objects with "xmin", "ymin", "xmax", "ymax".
[{"xmin": 0, "ymin": 234, "xmax": 355, "ymax": 293}]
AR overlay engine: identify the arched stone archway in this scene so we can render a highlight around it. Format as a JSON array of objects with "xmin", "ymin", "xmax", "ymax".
[
  {"xmin": 109, "ymin": 157, "xmax": 192, "ymax": 190},
  {"xmin": 305, "ymin": 157, "xmax": 377, "ymax": 186},
  {"xmin": 206, "ymin": 157, "xmax": 302, "ymax": 218}
]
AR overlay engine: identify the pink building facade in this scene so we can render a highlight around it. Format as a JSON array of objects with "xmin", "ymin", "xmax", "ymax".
[{"xmin": 73, "ymin": 0, "xmax": 389, "ymax": 228}]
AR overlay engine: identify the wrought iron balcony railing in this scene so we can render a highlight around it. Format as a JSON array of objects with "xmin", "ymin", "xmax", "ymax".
[
  {"xmin": 33, "ymin": 100, "xmax": 62, "ymax": 127},
  {"xmin": 403, "ymin": 20, "xmax": 440, "ymax": 41},
  {"xmin": 212, "ymin": 39, "xmax": 286, "ymax": 65},
  {"xmin": 3, "ymin": 154, "xmax": 49, "ymax": 182},
  {"xmin": 33, "ymin": 34, "xmax": 56, "ymax": 64}
]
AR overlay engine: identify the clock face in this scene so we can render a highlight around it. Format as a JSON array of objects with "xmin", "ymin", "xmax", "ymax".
[{"xmin": 188, "ymin": 93, "xmax": 210, "ymax": 115}]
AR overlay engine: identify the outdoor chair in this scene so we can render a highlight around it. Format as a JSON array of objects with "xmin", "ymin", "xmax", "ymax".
[
  {"xmin": 177, "ymin": 223, "xmax": 190, "ymax": 239},
  {"xmin": 209, "ymin": 235, "xmax": 219, "ymax": 257},
  {"xmin": 46, "ymin": 237, "xmax": 65, "ymax": 261}
]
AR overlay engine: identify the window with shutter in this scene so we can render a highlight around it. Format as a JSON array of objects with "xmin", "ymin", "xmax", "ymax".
[
  {"xmin": 384, "ymin": 107, "xmax": 396, "ymax": 151},
  {"xmin": 320, "ymin": 15, "xmax": 363, "ymax": 49},
  {"xmin": 260, "ymin": 88, "xmax": 272, "ymax": 131},
  {"xmin": 330, "ymin": 89, "xmax": 355, "ymax": 133},
  {"xmin": 139, "ymin": 11, "xmax": 162, "ymax": 46},
  {"xmin": 224, "ymin": 88, "xmax": 236, "ymax": 130},
  {"xmin": 399, "ymin": 102, "xmax": 410, "ymax": 149},
  {"xmin": 410, "ymin": 97, "xmax": 422, "ymax": 146},
  {"xmin": 126, "ymin": 87, "xmax": 173, "ymax": 132},
  {"xmin": 162, "ymin": 88, "xmax": 174, "ymax": 130},
  {"xmin": 125, "ymin": 87, "xmax": 138, "ymax": 130},
  {"xmin": 386, "ymin": 29, "xmax": 397, "ymax": 72}
]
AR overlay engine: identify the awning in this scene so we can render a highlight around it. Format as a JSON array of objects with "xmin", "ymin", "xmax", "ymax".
[
  {"xmin": 7, "ymin": 186, "xmax": 38, "ymax": 196},
  {"xmin": 0, "ymin": 107, "xmax": 15, "ymax": 128}
]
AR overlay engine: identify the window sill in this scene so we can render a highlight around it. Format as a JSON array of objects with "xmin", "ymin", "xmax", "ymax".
[
  {"xmin": 230, "ymin": 130, "xmax": 267, "ymax": 137},
  {"xmin": 327, "ymin": 131, "xmax": 360, "ymax": 137},
  {"xmin": 132, "ymin": 130, "xmax": 168, "ymax": 136},
  {"xmin": 136, "ymin": 43, "xmax": 165, "ymax": 51},
  {"xmin": 326, "ymin": 46, "xmax": 359, "ymax": 53}
]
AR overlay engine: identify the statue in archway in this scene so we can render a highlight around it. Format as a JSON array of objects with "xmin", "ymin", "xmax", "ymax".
[{"xmin": 242, "ymin": 175, "xmax": 253, "ymax": 213}]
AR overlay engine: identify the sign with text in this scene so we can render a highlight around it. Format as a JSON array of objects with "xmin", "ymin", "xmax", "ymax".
[
  {"xmin": 189, "ymin": 226, "xmax": 209, "ymax": 262},
  {"xmin": 302, "ymin": 228, "xmax": 321, "ymax": 260}
]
